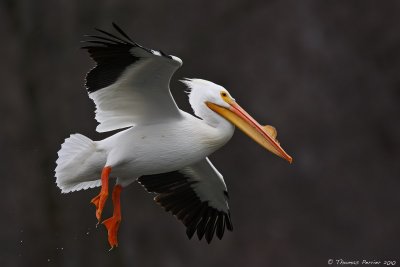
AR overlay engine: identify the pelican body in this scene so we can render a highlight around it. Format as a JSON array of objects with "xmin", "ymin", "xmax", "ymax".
[
  {"xmin": 100, "ymin": 111, "xmax": 233, "ymax": 183},
  {"xmin": 55, "ymin": 24, "xmax": 292, "ymax": 248}
]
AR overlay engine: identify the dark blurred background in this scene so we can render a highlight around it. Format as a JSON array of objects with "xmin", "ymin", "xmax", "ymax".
[{"xmin": 1, "ymin": 0, "xmax": 400, "ymax": 266}]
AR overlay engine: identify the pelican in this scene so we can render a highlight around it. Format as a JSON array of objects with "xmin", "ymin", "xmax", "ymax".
[{"xmin": 55, "ymin": 23, "xmax": 292, "ymax": 249}]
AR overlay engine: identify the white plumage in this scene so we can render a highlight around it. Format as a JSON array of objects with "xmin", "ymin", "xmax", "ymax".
[
  {"xmin": 55, "ymin": 23, "xmax": 292, "ymax": 247},
  {"xmin": 89, "ymin": 55, "xmax": 182, "ymax": 132}
]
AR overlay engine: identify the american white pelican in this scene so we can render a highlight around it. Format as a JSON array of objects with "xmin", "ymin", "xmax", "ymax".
[{"xmin": 55, "ymin": 23, "xmax": 292, "ymax": 249}]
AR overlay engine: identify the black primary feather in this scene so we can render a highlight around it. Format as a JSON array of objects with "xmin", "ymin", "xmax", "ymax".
[
  {"xmin": 138, "ymin": 170, "xmax": 232, "ymax": 243},
  {"xmin": 82, "ymin": 23, "xmax": 174, "ymax": 93}
]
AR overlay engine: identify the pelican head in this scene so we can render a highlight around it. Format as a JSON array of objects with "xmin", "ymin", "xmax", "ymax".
[{"xmin": 182, "ymin": 78, "xmax": 292, "ymax": 163}]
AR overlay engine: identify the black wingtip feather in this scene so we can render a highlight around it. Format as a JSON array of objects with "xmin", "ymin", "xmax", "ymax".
[
  {"xmin": 225, "ymin": 213, "xmax": 233, "ymax": 231},
  {"xmin": 196, "ymin": 210, "xmax": 210, "ymax": 240},
  {"xmin": 83, "ymin": 24, "xmax": 180, "ymax": 92},
  {"xmin": 139, "ymin": 171, "xmax": 232, "ymax": 243},
  {"xmin": 216, "ymin": 214, "xmax": 225, "ymax": 240},
  {"xmin": 94, "ymin": 28, "xmax": 130, "ymax": 44},
  {"xmin": 205, "ymin": 210, "xmax": 218, "ymax": 243},
  {"xmin": 112, "ymin": 22, "xmax": 134, "ymax": 42}
]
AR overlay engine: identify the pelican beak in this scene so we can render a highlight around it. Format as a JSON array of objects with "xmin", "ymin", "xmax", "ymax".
[{"xmin": 206, "ymin": 100, "xmax": 293, "ymax": 163}]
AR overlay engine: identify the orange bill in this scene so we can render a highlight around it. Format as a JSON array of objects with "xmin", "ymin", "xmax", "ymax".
[{"xmin": 206, "ymin": 101, "xmax": 293, "ymax": 163}]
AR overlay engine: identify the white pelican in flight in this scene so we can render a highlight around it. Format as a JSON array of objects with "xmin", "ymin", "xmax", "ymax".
[{"xmin": 55, "ymin": 23, "xmax": 292, "ymax": 249}]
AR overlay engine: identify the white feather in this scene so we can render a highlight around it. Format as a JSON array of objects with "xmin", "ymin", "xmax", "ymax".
[
  {"xmin": 97, "ymin": 112, "xmax": 234, "ymax": 180},
  {"xmin": 55, "ymin": 134, "xmax": 106, "ymax": 193},
  {"xmin": 181, "ymin": 158, "xmax": 229, "ymax": 213},
  {"xmin": 89, "ymin": 51, "xmax": 182, "ymax": 132},
  {"xmin": 57, "ymin": 79, "xmax": 236, "ymax": 201},
  {"xmin": 181, "ymin": 78, "xmax": 231, "ymax": 126}
]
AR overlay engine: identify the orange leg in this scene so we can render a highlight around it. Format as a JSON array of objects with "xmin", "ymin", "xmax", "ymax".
[
  {"xmin": 102, "ymin": 185, "xmax": 122, "ymax": 249},
  {"xmin": 91, "ymin": 166, "xmax": 111, "ymax": 224}
]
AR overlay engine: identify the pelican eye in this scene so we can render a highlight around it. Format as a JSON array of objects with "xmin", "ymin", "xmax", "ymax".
[{"xmin": 221, "ymin": 92, "xmax": 228, "ymax": 97}]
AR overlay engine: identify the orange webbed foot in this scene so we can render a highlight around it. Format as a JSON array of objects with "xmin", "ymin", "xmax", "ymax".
[
  {"xmin": 90, "ymin": 166, "xmax": 111, "ymax": 224},
  {"xmin": 103, "ymin": 185, "xmax": 122, "ymax": 250},
  {"xmin": 91, "ymin": 191, "xmax": 108, "ymax": 224},
  {"xmin": 102, "ymin": 214, "xmax": 121, "ymax": 249}
]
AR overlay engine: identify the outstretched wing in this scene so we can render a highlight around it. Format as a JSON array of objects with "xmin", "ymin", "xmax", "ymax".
[
  {"xmin": 82, "ymin": 23, "xmax": 183, "ymax": 132},
  {"xmin": 138, "ymin": 158, "xmax": 233, "ymax": 243}
]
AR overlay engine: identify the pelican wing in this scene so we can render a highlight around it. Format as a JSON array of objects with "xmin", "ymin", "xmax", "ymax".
[
  {"xmin": 138, "ymin": 158, "xmax": 232, "ymax": 243},
  {"xmin": 82, "ymin": 23, "xmax": 183, "ymax": 132}
]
